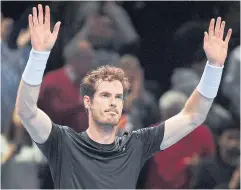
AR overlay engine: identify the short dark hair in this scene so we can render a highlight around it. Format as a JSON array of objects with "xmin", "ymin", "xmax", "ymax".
[{"xmin": 80, "ymin": 65, "xmax": 130, "ymax": 99}]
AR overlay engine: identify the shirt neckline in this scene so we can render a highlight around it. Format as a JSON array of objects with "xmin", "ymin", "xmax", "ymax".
[{"xmin": 81, "ymin": 131, "xmax": 117, "ymax": 151}]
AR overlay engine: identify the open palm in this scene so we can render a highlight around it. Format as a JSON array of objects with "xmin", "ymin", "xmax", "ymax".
[
  {"xmin": 29, "ymin": 4, "xmax": 61, "ymax": 52},
  {"xmin": 203, "ymin": 17, "xmax": 232, "ymax": 66}
]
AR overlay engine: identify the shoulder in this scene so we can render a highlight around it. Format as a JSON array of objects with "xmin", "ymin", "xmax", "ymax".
[
  {"xmin": 131, "ymin": 122, "xmax": 165, "ymax": 139},
  {"xmin": 59, "ymin": 124, "xmax": 81, "ymax": 140},
  {"xmin": 194, "ymin": 125, "xmax": 213, "ymax": 137},
  {"xmin": 118, "ymin": 131, "xmax": 142, "ymax": 146},
  {"xmin": 42, "ymin": 68, "xmax": 65, "ymax": 85}
]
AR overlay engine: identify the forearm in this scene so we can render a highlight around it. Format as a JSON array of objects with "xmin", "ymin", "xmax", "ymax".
[
  {"xmin": 183, "ymin": 62, "xmax": 224, "ymax": 120},
  {"xmin": 161, "ymin": 62, "xmax": 223, "ymax": 150},
  {"xmin": 16, "ymin": 50, "xmax": 52, "ymax": 144},
  {"xmin": 182, "ymin": 90, "xmax": 213, "ymax": 124}
]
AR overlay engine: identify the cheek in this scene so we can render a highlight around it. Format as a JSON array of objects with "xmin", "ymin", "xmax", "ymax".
[
  {"xmin": 118, "ymin": 102, "xmax": 124, "ymax": 113},
  {"xmin": 93, "ymin": 99, "xmax": 107, "ymax": 113}
]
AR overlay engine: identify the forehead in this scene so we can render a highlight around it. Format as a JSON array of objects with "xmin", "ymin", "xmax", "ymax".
[
  {"xmin": 95, "ymin": 80, "xmax": 123, "ymax": 95},
  {"xmin": 221, "ymin": 129, "xmax": 240, "ymax": 138}
]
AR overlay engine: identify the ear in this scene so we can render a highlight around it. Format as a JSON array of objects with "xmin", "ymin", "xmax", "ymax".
[{"xmin": 83, "ymin": 95, "xmax": 91, "ymax": 109}]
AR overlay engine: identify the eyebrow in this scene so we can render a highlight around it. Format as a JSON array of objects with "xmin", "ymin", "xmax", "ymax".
[{"xmin": 99, "ymin": 92, "xmax": 123, "ymax": 97}]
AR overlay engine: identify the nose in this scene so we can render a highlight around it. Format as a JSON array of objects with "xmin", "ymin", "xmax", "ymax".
[
  {"xmin": 109, "ymin": 97, "xmax": 117, "ymax": 107},
  {"xmin": 229, "ymin": 139, "xmax": 240, "ymax": 147}
]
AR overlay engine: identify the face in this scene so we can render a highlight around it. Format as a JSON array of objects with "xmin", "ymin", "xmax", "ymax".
[
  {"xmin": 86, "ymin": 80, "xmax": 124, "ymax": 127},
  {"xmin": 88, "ymin": 15, "xmax": 114, "ymax": 47},
  {"xmin": 121, "ymin": 61, "xmax": 140, "ymax": 84},
  {"xmin": 71, "ymin": 50, "xmax": 94, "ymax": 77},
  {"xmin": 219, "ymin": 129, "xmax": 240, "ymax": 166}
]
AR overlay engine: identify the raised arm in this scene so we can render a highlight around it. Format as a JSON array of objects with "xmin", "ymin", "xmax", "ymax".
[
  {"xmin": 15, "ymin": 4, "xmax": 61, "ymax": 144},
  {"xmin": 160, "ymin": 17, "xmax": 232, "ymax": 150}
]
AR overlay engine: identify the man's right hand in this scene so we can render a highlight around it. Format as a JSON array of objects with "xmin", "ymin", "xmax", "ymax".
[{"xmin": 29, "ymin": 4, "xmax": 61, "ymax": 52}]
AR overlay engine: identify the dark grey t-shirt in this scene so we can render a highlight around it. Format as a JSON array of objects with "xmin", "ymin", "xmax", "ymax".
[{"xmin": 36, "ymin": 122, "xmax": 165, "ymax": 189}]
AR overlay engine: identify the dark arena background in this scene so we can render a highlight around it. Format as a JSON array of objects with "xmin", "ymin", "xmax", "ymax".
[{"xmin": 1, "ymin": 1, "xmax": 240, "ymax": 189}]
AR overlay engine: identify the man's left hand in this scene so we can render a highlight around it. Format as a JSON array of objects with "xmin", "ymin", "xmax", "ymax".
[{"xmin": 203, "ymin": 17, "xmax": 232, "ymax": 67}]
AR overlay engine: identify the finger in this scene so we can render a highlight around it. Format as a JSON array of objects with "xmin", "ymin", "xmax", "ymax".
[
  {"xmin": 224, "ymin": 29, "xmax": 232, "ymax": 44},
  {"xmin": 214, "ymin": 17, "xmax": 221, "ymax": 37},
  {"xmin": 204, "ymin": 31, "xmax": 209, "ymax": 42},
  {"xmin": 219, "ymin": 21, "xmax": 225, "ymax": 40},
  {"xmin": 28, "ymin": 14, "xmax": 34, "ymax": 30},
  {"xmin": 208, "ymin": 18, "xmax": 215, "ymax": 37},
  {"xmin": 203, "ymin": 31, "xmax": 209, "ymax": 48},
  {"xmin": 38, "ymin": 4, "xmax": 43, "ymax": 25},
  {"xmin": 32, "ymin": 7, "xmax": 38, "ymax": 26},
  {"xmin": 51, "ymin": 21, "xmax": 61, "ymax": 40},
  {"xmin": 44, "ymin": 5, "xmax": 50, "ymax": 30}
]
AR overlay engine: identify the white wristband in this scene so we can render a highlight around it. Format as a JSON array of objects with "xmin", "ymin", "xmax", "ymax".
[
  {"xmin": 22, "ymin": 48, "xmax": 50, "ymax": 85},
  {"xmin": 197, "ymin": 61, "xmax": 224, "ymax": 98}
]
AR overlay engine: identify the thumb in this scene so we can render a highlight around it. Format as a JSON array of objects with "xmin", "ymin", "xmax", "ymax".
[{"xmin": 51, "ymin": 21, "xmax": 61, "ymax": 40}]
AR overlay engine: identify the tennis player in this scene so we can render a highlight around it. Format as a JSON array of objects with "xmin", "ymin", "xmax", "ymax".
[{"xmin": 16, "ymin": 4, "xmax": 232, "ymax": 189}]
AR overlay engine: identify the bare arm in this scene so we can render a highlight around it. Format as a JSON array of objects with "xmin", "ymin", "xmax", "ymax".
[
  {"xmin": 161, "ymin": 90, "xmax": 213, "ymax": 149},
  {"xmin": 15, "ymin": 4, "xmax": 61, "ymax": 144},
  {"xmin": 160, "ymin": 17, "xmax": 232, "ymax": 150},
  {"xmin": 16, "ymin": 81, "xmax": 52, "ymax": 144}
]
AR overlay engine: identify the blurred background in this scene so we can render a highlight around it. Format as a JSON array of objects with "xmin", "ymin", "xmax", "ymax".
[{"xmin": 1, "ymin": 1, "xmax": 240, "ymax": 189}]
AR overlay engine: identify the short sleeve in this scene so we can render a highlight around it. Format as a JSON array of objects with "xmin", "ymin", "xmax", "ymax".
[
  {"xmin": 35, "ymin": 122, "xmax": 68, "ymax": 181},
  {"xmin": 134, "ymin": 122, "xmax": 165, "ymax": 162},
  {"xmin": 35, "ymin": 122, "xmax": 66, "ymax": 160}
]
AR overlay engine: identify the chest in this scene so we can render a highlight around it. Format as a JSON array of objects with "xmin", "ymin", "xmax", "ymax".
[
  {"xmin": 65, "ymin": 141, "xmax": 143, "ymax": 188},
  {"xmin": 207, "ymin": 163, "xmax": 234, "ymax": 184}
]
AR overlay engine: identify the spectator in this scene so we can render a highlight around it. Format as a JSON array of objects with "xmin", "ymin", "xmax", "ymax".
[
  {"xmin": 221, "ymin": 45, "xmax": 240, "ymax": 119},
  {"xmin": 192, "ymin": 119, "xmax": 240, "ymax": 189},
  {"xmin": 118, "ymin": 55, "xmax": 160, "ymax": 134},
  {"xmin": 1, "ymin": 13, "xmax": 13, "ymax": 43},
  {"xmin": 38, "ymin": 40, "xmax": 94, "ymax": 133},
  {"xmin": 63, "ymin": 2, "xmax": 139, "ymax": 68},
  {"xmin": 145, "ymin": 90, "xmax": 215, "ymax": 189},
  {"xmin": 1, "ymin": 13, "xmax": 31, "ymax": 136}
]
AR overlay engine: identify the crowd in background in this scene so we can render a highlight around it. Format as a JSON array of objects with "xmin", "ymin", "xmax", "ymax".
[{"xmin": 1, "ymin": 1, "xmax": 240, "ymax": 189}]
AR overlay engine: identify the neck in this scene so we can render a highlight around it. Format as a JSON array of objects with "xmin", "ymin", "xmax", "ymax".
[
  {"xmin": 86, "ymin": 119, "xmax": 117, "ymax": 145},
  {"xmin": 219, "ymin": 150, "xmax": 238, "ymax": 167}
]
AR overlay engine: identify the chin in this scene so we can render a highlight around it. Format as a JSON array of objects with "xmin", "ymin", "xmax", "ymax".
[{"xmin": 98, "ymin": 119, "xmax": 120, "ymax": 127}]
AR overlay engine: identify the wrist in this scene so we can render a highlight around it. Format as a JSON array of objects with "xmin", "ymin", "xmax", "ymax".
[
  {"xmin": 208, "ymin": 60, "xmax": 224, "ymax": 67},
  {"xmin": 31, "ymin": 48, "xmax": 51, "ymax": 57},
  {"xmin": 197, "ymin": 61, "xmax": 224, "ymax": 98},
  {"xmin": 22, "ymin": 48, "xmax": 50, "ymax": 85}
]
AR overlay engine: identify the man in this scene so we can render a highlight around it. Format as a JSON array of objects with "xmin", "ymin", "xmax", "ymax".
[
  {"xmin": 192, "ymin": 120, "xmax": 240, "ymax": 189},
  {"xmin": 37, "ymin": 40, "xmax": 93, "ymax": 188},
  {"xmin": 221, "ymin": 45, "xmax": 240, "ymax": 119},
  {"xmin": 63, "ymin": 1, "xmax": 139, "ymax": 68},
  {"xmin": 16, "ymin": 4, "xmax": 232, "ymax": 189},
  {"xmin": 145, "ymin": 90, "xmax": 215, "ymax": 189}
]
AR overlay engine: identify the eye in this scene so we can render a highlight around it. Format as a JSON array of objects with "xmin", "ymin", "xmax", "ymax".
[
  {"xmin": 116, "ymin": 95, "xmax": 123, "ymax": 100},
  {"xmin": 102, "ymin": 93, "xmax": 109, "ymax": 98}
]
